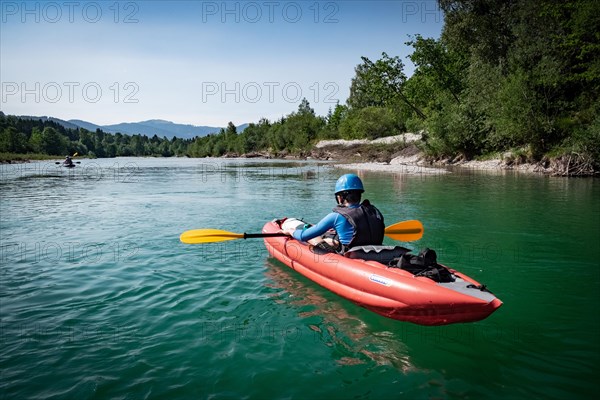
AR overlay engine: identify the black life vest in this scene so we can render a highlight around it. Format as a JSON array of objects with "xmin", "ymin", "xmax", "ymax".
[{"xmin": 333, "ymin": 200, "xmax": 385, "ymax": 248}]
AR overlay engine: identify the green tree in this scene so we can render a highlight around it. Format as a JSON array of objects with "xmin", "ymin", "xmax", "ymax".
[
  {"xmin": 339, "ymin": 107, "xmax": 402, "ymax": 140},
  {"xmin": 297, "ymin": 98, "xmax": 315, "ymax": 116},
  {"xmin": 407, "ymin": 34, "xmax": 466, "ymax": 103},
  {"xmin": 0, "ymin": 126, "xmax": 28, "ymax": 153},
  {"xmin": 130, "ymin": 135, "xmax": 145, "ymax": 155},
  {"xmin": 224, "ymin": 122, "xmax": 238, "ymax": 153},
  {"xmin": 319, "ymin": 103, "xmax": 348, "ymax": 139},
  {"xmin": 78, "ymin": 129, "xmax": 95, "ymax": 153},
  {"xmin": 348, "ymin": 52, "xmax": 426, "ymax": 119},
  {"xmin": 238, "ymin": 119, "xmax": 270, "ymax": 153},
  {"xmin": 279, "ymin": 99, "xmax": 325, "ymax": 151},
  {"xmin": 29, "ymin": 127, "xmax": 69, "ymax": 155},
  {"xmin": 438, "ymin": 0, "xmax": 514, "ymax": 65},
  {"xmin": 267, "ymin": 120, "xmax": 286, "ymax": 151}
]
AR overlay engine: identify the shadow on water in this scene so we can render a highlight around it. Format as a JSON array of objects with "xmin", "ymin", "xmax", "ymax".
[
  {"xmin": 13, "ymin": 174, "xmax": 63, "ymax": 180},
  {"xmin": 263, "ymin": 258, "xmax": 416, "ymax": 372}
]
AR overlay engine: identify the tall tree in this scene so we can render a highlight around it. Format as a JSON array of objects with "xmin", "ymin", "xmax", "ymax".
[
  {"xmin": 407, "ymin": 35, "xmax": 466, "ymax": 103},
  {"xmin": 348, "ymin": 52, "xmax": 426, "ymax": 119}
]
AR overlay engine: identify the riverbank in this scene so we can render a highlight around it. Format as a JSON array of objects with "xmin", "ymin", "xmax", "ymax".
[
  {"xmin": 3, "ymin": 135, "xmax": 595, "ymax": 177},
  {"xmin": 0, "ymin": 153, "xmax": 60, "ymax": 163},
  {"xmin": 310, "ymin": 134, "xmax": 597, "ymax": 177}
]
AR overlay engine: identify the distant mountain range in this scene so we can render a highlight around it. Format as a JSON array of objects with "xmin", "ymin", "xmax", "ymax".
[{"xmin": 11, "ymin": 114, "xmax": 248, "ymax": 140}]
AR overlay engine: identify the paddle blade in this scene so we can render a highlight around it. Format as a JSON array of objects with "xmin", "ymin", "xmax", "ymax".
[
  {"xmin": 384, "ymin": 220, "xmax": 423, "ymax": 241},
  {"xmin": 180, "ymin": 229, "xmax": 244, "ymax": 244}
]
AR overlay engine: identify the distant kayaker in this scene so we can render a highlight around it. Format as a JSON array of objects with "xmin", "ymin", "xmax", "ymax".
[
  {"xmin": 63, "ymin": 155, "xmax": 74, "ymax": 167},
  {"xmin": 282, "ymin": 174, "xmax": 385, "ymax": 253}
]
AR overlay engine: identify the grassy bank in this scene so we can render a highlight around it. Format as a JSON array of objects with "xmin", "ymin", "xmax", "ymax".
[{"xmin": 0, "ymin": 153, "xmax": 62, "ymax": 163}]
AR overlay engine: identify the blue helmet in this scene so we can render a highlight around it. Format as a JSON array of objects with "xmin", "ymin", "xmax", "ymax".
[{"xmin": 335, "ymin": 174, "xmax": 364, "ymax": 194}]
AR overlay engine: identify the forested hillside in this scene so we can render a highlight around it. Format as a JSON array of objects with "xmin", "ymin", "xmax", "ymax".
[{"xmin": 0, "ymin": 114, "xmax": 191, "ymax": 158}]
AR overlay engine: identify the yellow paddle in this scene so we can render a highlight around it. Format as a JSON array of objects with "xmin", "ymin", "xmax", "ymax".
[
  {"xmin": 180, "ymin": 220, "xmax": 423, "ymax": 244},
  {"xmin": 180, "ymin": 229, "xmax": 286, "ymax": 244}
]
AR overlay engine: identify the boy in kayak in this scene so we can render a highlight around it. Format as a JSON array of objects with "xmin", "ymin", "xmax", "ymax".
[{"xmin": 282, "ymin": 174, "xmax": 385, "ymax": 253}]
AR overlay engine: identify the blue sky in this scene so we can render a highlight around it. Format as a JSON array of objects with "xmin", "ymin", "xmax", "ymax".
[{"xmin": 1, "ymin": 1, "xmax": 444, "ymax": 126}]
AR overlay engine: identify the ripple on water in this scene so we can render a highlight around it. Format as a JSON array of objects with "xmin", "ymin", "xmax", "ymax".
[{"xmin": 1, "ymin": 158, "xmax": 599, "ymax": 399}]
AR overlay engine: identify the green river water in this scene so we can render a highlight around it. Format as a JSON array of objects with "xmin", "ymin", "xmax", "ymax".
[{"xmin": 1, "ymin": 157, "xmax": 599, "ymax": 399}]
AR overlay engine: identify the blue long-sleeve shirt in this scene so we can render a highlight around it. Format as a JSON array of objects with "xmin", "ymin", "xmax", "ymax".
[{"xmin": 292, "ymin": 206, "xmax": 359, "ymax": 245}]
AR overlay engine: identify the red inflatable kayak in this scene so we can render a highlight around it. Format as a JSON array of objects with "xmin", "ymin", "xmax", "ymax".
[{"xmin": 263, "ymin": 219, "xmax": 502, "ymax": 326}]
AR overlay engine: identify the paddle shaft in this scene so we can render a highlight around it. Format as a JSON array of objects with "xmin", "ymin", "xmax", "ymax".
[
  {"xmin": 180, "ymin": 220, "xmax": 423, "ymax": 244},
  {"xmin": 244, "ymin": 232, "xmax": 288, "ymax": 238},
  {"xmin": 244, "ymin": 229, "xmax": 421, "ymax": 238},
  {"xmin": 386, "ymin": 228, "xmax": 422, "ymax": 234},
  {"xmin": 245, "ymin": 228, "xmax": 421, "ymax": 239}
]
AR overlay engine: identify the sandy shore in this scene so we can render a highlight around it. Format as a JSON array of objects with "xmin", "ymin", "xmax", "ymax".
[
  {"xmin": 336, "ymin": 155, "xmax": 557, "ymax": 175},
  {"xmin": 315, "ymin": 133, "xmax": 421, "ymax": 149},
  {"xmin": 336, "ymin": 154, "xmax": 555, "ymax": 175},
  {"xmin": 319, "ymin": 135, "xmax": 554, "ymax": 175},
  {"xmin": 317, "ymin": 134, "xmax": 443, "ymax": 175},
  {"xmin": 332, "ymin": 142, "xmax": 447, "ymax": 175}
]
